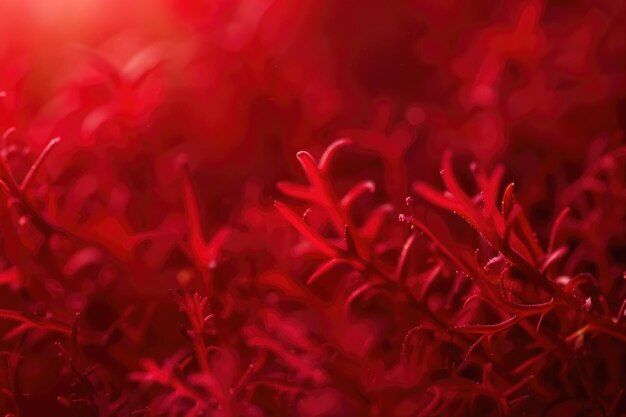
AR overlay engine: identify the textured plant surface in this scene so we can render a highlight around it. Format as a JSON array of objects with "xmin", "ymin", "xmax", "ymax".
[{"xmin": 0, "ymin": 0, "xmax": 625, "ymax": 416}]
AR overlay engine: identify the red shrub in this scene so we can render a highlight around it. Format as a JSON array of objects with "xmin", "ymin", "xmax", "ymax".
[{"xmin": 0, "ymin": 1, "xmax": 625, "ymax": 416}]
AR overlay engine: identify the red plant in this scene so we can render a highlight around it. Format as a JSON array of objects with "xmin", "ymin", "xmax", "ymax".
[
  {"xmin": 273, "ymin": 139, "xmax": 626, "ymax": 416},
  {"xmin": 1, "ymin": 1, "xmax": 625, "ymax": 416}
]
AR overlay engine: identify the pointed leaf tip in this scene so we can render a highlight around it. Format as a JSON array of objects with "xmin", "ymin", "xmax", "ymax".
[
  {"xmin": 319, "ymin": 138, "xmax": 352, "ymax": 171},
  {"xmin": 501, "ymin": 182, "xmax": 515, "ymax": 217}
]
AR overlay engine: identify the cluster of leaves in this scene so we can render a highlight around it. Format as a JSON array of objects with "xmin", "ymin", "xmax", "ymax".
[
  {"xmin": 3, "ymin": 133, "xmax": 626, "ymax": 416},
  {"xmin": 272, "ymin": 139, "xmax": 626, "ymax": 416},
  {"xmin": 0, "ymin": 0, "xmax": 625, "ymax": 416}
]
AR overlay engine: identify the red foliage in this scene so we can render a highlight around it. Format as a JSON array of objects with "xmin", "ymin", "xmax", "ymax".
[{"xmin": 0, "ymin": 0, "xmax": 625, "ymax": 416}]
